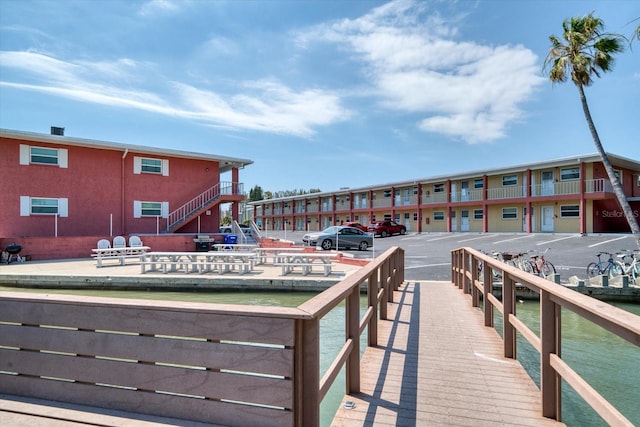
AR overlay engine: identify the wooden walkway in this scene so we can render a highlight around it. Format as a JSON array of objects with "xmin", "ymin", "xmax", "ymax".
[{"xmin": 331, "ymin": 281, "xmax": 565, "ymax": 427}]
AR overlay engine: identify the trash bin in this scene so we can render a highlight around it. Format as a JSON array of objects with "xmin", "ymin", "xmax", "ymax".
[
  {"xmin": 223, "ymin": 234, "xmax": 238, "ymax": 245},
  {"xmin": 195, "ymin": 241, "xmax": 209, "ymax": 251}
]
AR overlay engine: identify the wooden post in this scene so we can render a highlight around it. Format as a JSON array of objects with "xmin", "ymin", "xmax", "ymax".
[
  {"xmin": 540, "ymin": 289, "xmax": 562, "ymax": 420},
  {"xmin": 503, "ymin": 275, "xmax": 516, "ymax": 359},
  {"xmin": 483, "ymin": 258, "xmax": 493, "ymax": 327},
  {"xmin": 295, "ymin": 318, "xmax": 320, "ymax": 427},
  {"xmin": 346, "ymin": 288, "xmax": 360, "ymax": 394},
  {"xmin": 368, "ymin": 272, "xmax": 378, "ymax": 346},
  {"xmin": 379, "ymin": 265, "xmax": 388, "ymax": 321},
  {"xmin": 462, "ymin": 251, "xmax": 470, "ymax": 294},
  {"xmin": 471, "ymin": 255, "xmax": 479, "ymax": 307}
]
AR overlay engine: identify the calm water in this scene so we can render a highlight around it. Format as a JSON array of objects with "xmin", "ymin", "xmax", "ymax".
[{"xmin": 2, "ymin": 286, "xmax": 638, "ymax": 426}]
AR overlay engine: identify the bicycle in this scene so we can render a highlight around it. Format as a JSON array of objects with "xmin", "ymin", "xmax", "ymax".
[
  {"xmin": 529, "ymin": 248, "xmax": 556, "ymax": 279},
  {"xmin": 614, "ymin": 250, "xmax": 640, "ymax": 281},
  {"xmin": 505, "ymin": 252, "xmax": 534, "ymax": 274},
  {"xmin": 586, "ymin": 252, "xmax": 623, "ymax": 278}
]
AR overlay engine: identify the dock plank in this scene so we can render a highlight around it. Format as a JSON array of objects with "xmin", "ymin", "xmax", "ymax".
[{"xmin": 331, "ymin": 281, "xmax": 565, "ymax": 427}]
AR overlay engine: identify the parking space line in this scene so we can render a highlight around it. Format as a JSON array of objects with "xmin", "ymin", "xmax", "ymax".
[
  {"xmin": 492, "ymin": 235, "xmax": 535, "ymax": 244},
  {"xmin": 535, "ymin": 234, "xmax": 581, "ymax": 246},
  {"xmin": 427, "ymin": 235, "xmax": 464, "ymax": 242},
  {"xmin": 458, "ymin": 234, "xmax": 498, "ymax": 243},
  {"xmin": 405, "ymin": 263, "xmax": 450, "ymax": 269},
  {"xmin": 588, "ymin": 235, "xmax": 628, "ymax": 248}
]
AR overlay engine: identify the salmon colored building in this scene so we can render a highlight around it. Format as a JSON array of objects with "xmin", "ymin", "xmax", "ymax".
[
  {"xmin": 250, "ymin": 154, "xmax": 640, "ymax": 235},
  {"xmin": 0, "ymin": 128, "xmax": 252, "ymax": 259}
]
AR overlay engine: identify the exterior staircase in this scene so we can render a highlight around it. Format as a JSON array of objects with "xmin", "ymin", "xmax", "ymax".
[{"xmin": 165, "ymin": 181, "xmax": 242, "ymax": 233}]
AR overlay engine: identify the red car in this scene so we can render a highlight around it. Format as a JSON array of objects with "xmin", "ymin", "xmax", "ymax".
[
  {"xmin": 367, "ymin": 220, "xmax": 406, "ymax": 237},
  {"xmin": 343, "ymin": 222, "xmax": 368, "ymax": 232}
]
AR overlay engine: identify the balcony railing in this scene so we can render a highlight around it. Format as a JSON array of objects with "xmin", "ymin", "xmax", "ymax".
[
  {"xmin": 422, "ymin": 193, "xmax": 448, "ymax": 204},
  {"xmin": 487, "ymin": 186, "xmax": 525, "ymax": 200}
]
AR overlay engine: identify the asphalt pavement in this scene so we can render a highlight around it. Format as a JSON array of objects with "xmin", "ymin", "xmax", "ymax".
[{"xmin": 266, "ymin": 230, "xmax": 639, "ymax": 283}]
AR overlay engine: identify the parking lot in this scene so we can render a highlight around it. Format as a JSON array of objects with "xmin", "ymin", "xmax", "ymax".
[{"xmin": 263, "ymin": 230, "xmax": 639, "ymax": 283}]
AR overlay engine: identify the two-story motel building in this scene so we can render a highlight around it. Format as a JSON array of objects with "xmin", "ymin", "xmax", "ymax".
[
  {"xmin": 1, "ymin": 128, "xmax": 252, "ymax": 241},
  {"xmin": 249, "ymin": 154, "xmax": 640, "ymax": 235}
]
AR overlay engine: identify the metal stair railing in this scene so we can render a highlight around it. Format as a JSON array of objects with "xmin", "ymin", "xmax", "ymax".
[{"xmin": 166, "ymin": 182, "xmax": 237, "ymax": 232}]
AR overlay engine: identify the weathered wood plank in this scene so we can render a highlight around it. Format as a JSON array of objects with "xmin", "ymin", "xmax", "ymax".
[
  {"xmin": 0, "ymin": 349, "xmax": 292, "ymax": 409},
  {"xmin": 0, "ymin": 324, "xmax": 293, "ymax": 377},
  {"xmin": 0, "ymin": 298, "xmax": 295, "ymax": 346},
  {"xmin": 0, "ymin": 375, "xmax": 292, "ymax": 427}
]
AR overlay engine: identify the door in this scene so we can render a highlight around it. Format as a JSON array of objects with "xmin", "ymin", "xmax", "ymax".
[
  {"xmin": 451, "ymin": 182, "xmax": 457, "ymax": 202},
  {"xmin": 450, "ymin": 211, "xmax": 457, "ymax": 231},
  {"xmin": 461, "ymin": 181, "xmax": 469, "ymax": 201},
  {"xmin": 461, "ymin": 210, "xmax": 470, "ymax": 231},
  {"xmin": 542, "ymin": 171, "xmax": 554, "ymax": 196},
  {"xmin": 541, "ymin": 206, "xmax": 554, "ymax": 232}
]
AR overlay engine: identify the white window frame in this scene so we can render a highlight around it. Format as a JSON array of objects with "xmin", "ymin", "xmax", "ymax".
[
  {"xmin": 133, "ymin": 156, "xmax": 169, "ymax": 176},
  {"xmin": 502, "ymin": 175, "xmax": 518, "ymax": 186},
  {"xmin": 502, "ymin": 207, "xmax": 518, "ymax": 219},
  {"xmin": 433, "ymin": 183, "xmax": 445, "ymax": 193},
  {"xmin": 20, "ymin": 196, "xmax": 68, "ymax": 217},
  {"xmin": 20, "ymin": 144, "xmax": 68, "ymax": 168},
  {"xmin": 560, "ymin": 167, "xmax": 580, "ymax": 181},
  {"xmin": 560, "ymin": 205, "xmax": 580, "ymax": 218},
  {"xmin": 134, "ymin": 200, "xmax": 169, "ymax": 218},
  {"xmin": 473, "ymin": 179, "xmax": 484, "ymax": 189},
  {"xmin": 473, "ymin": 209, "xmax": 483, "ymax": 220},
  {"xmin": 433, "ymin": 211, "xmax": 445, "ymax": 221}
]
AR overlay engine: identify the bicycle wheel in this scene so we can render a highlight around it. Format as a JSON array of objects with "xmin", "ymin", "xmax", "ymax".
[
  {"xmin": 609, "ymin": 262, "xmax": 624, "ymax": 278},
  {"xmin": 541, "ymin": 261, "xmax": 556, "ymax": 279},
  {"xmin": 521, "ymin": 260, "xmax": 534, "ymax": 274},
  {"xmin": 587, "ymin": 262, "xmax": 601, "ymax": 278}
]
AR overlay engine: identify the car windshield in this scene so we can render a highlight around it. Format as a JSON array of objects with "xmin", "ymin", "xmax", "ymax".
[{"xmin": 322, "ymin": 226, "xmax": 341, "ymax": 234}]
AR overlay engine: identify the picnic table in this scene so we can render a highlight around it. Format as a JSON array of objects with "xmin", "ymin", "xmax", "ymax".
[
  {"xmin": 252, "ymin": 247, "xmax": 305, "ymax": 265},
  {"xmin": 92, "ymin": 246, "xmax": 150, "ymax": 267},
  {"xmin": 273, "ymin": 252, "xmax": 338, "ymax": 276},
  {"xmin": 212, "ymin": 243, "xmax": 259, "ymax": 252},
  {"xmin": 140, "ymin": 251, "xmax": 255, "ymax": 275}
]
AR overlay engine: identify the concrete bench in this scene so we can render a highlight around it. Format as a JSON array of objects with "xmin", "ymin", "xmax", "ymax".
[
  {"xmin": 274, "ymin": 262, "xmax": 332, "ymax": 276},
  {"xmin": 92, "ymin": 253, "xmax": 145, "ymax": 267},
  {"xmin": 203, "ymin": 261, "xmax": 252, "ymax": 275},
  {"xmin": 140, "ymin": 260, "xmax": 195, "ymax": 274}
]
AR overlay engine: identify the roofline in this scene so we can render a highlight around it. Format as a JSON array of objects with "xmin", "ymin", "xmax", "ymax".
[
  {"xmin": 0, "ymin": 128, "xmax": 254, "ymax": 172},
  {"xmin": 249, "ymin": 152, "xmax": 639, "ymax": 204}
]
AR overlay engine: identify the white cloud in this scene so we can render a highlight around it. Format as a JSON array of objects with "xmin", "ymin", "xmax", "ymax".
[
  {"xmin": 301, "ymin": 0, "xmax": 544, "ymax": 143},
  {"xmin": 138, "ymin": 0, "xmax": 181, "ymax": 17},
  {"xmin": 0, "ymin": 51, "xmax": 349, "ymax": 137}
]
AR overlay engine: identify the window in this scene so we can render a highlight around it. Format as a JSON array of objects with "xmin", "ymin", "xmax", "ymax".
[
  {"xmin": 502, "ymin": 207, "xmax": 518, "ymax": 219},
  {"xmin": 502, "ymin": 175, "xmax": 517, "ymax": 186},
  {"xmin": 433, "ymin": 183, "xmax": 445, "ymax": 193},
  {"xmin": 560, "ymin": 205, "xmax": 580, "ymax": 218},
  {"xmin": 20, "ymin": 144, "xmax": 68, "ymax": 168},
  {"xmin": 134, "ymin": 156, "xmax": 169, "ymax": 176},
  {"xmin": 20, "ymin": 196, "xmax": 68, "ymax": 216},
  {"xmin": 383, "ymin": 190, "xmax": 392, "ymax": 198},
  {"xmin": 560, "ymin": 167, "xmax": 580, "ymax": 180},
  {"xmin": 614, "ymin": 169, "xmax": 622, "ymax": 184},
  {"xmin": 473, "ymin": 209, "xmax": 483, "ymax": 220},
  {"xmin": 637, "ymin": 174, "xmax": 640, "ymax": 187},
  {"xmin": 413, "ymin": 186, "xmax": 418, "ymax": 195},
  {"xmin": 473, "ymin": 179, "xmax": 484, "ymax": 189},
  {"xmin": 413, "ymin": 212, "xmax": 418, "ymax": 221},
  {"xmin": 134, "ymin": 201, "xmax": 169, "ymax": 218},
  {"xmin": 433, "ymin": 211, "xmax": 445, "ymax": 221}
]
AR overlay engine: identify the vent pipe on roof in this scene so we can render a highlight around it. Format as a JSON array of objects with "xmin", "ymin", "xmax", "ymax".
[{"xmin": 51, "ymin": 126, "xmax": 65, "ymax": 136}]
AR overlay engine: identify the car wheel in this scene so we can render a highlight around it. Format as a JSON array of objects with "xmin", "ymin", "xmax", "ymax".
[
  {"xmin": 321, "ymin": 239, "xmax": 333, "ymax": 251},
  {"xmin": 381, "ymin": 230, "xmax": 388, "ymax": 238},
  {"xmin": 358, "ymin": 241, "xmax": 368, "ymax": 251},
  {"xmin": 400, "ymin": 228, "xmax": 406, "ymax": 235}
]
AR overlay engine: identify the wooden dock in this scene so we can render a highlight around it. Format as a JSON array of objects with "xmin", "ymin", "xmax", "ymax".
[{"xmin": 331, "ymin": 281, "xmax": 565, "ymax": 426}]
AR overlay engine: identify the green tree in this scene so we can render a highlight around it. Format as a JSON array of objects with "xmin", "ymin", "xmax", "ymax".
[
  {"xmin": 544, "ymin": 13, "xmax": 640, "ymax": 248},
  {"xmin": 248, "ymin": 185, "xmax": 264, "ymax": 202}
]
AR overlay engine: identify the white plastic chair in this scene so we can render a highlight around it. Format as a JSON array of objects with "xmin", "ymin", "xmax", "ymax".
[
  {"xmin": 113, "ymin": 236, "xmax": 126, "ymax": 248},
  {"xmin": 97, "ymin": 239, "xmax": 111, "ymax": 249},
  {"xmin": 129, "ymin": 236, "xmax": 143, "ymax": 247}
]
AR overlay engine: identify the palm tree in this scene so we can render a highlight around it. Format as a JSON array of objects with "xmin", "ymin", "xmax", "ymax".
[{"xmin": 544, "ymin": 13, "xmax": 640, "ymax": 249}]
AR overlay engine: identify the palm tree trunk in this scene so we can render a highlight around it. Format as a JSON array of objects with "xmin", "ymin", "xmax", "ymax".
[{"xmin": 577, "ymin": 84, "xmax": 640, "ymax": 249}]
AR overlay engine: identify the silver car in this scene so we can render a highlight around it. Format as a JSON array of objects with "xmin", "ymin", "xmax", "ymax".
[{"xmin": 302, "ymin": 226, "xmax": 373, "ymax": 251}]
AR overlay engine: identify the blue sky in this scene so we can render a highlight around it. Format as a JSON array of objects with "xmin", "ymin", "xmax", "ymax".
[{"xmin": 1, "ymin": 0, "xmax": 638, "ymax": 195}]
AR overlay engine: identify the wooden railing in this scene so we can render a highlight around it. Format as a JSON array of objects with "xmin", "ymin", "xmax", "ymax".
[
  {"xmin": 451, "ymin": 247, "xmax": 639, "ymax": 426},
  {"xmin": 0, "ymin": 246, "xmax": 404, "ymax": 427}
]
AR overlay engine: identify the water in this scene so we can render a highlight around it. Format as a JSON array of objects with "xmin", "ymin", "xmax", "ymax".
[
  {"xmin": 3, "ymin": 286, "xmax": 638, "ymax": 426},
  {"xmin": 493, "ymin": 301, "xmax": 640, "ymax": 426}
]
